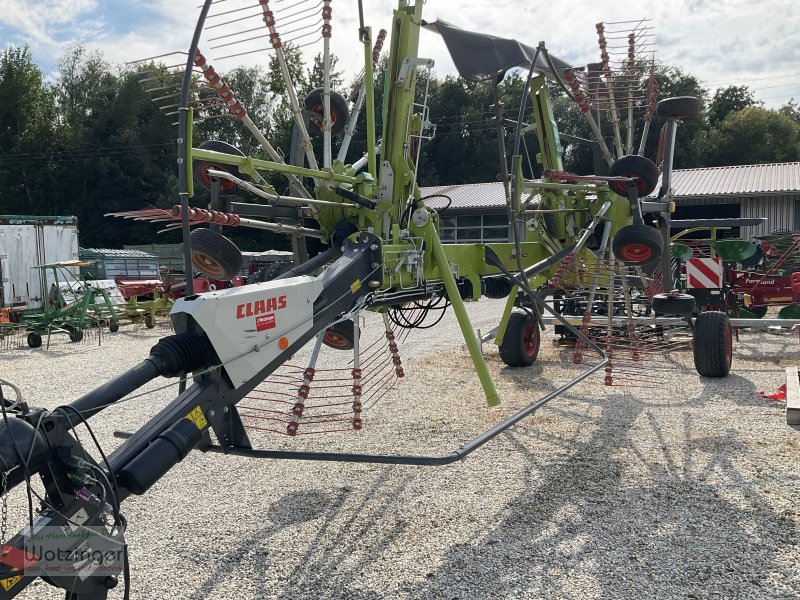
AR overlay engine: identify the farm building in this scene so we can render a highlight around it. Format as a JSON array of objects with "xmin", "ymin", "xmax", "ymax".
[
  {"xmin": 420, "ymin": 162, "xmax": 800, "ymax": 243},
  {"xmin": 667, "ymin": 162, "xmax": 800, "ymax": 238}
]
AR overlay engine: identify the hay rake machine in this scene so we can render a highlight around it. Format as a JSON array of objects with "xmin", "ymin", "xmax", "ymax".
[{"xmin": 0, "ymin": 2, "xmax": 730, "ymax": 598}]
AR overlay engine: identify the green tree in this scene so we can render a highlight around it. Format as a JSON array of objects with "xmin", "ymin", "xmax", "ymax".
[
  {"xmin": 56, "ymin": 44, "xmax": 117, "ymax": 143},
  {"xmin": 707, "ymin": 85, "xmax": 760, "ymax": 125},
  {"xmin": 698, "ymin": 106, "xmax": 800, "ymax": 166},
  {"xmin": 779, "ymin": 100, "xmax": 800, "ymax": 125},
  {"xmin": 0, "ymin": 46, "xmax": 61, "ymax": 215}
]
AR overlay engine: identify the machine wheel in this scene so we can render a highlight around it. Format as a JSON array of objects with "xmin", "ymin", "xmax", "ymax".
[
  {"xmin": 693, "ymin": 311, "xmax": 732, "ymax": 377},
  {"xmin": 656, "ymin": 96, "xmax": 701, "ymax": 120},
  {"xmin": 304, "ymin": 88, "xmax": 350, "ymax": 137},
  {"xmin": 144, "ymin": 315, "xmax": 157, "ymax": 329},
  {"xmin": 67, "ymin": 326, "xmax": 84, "ymax": 343},
  {"xmin": 192, "ymin": 140, "xmax": 247, "ymax": 195},
  {"xmin": 612, "ymin": 224, "xmax": 663, "ymax": 266},
  {"xmin": 607, "ymin": 155, "xmax": 659, "ymax": 198},
  {"xmin": 322, "ymin": 320, "xmax": 357, "ymax": 350},
  {"xmin": 27, "ymin": 332, "xmax": 42, "ymax": 348},
  {"xmin": 109, "ymin": 320, "xmax": 120, "ymax": 333},
  {"xmin": 651, "ymin": 292, "xmax": 696, "ymax": 316},
  {"xmin": 190, "ymin": 228, "xmax": 243, "ymax": 281},
  {"xmin": 499, "ymin": 311, "xmax": 540, "ymax": 367}
]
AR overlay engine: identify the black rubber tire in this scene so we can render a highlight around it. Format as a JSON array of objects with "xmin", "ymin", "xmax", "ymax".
[
  {"xmin": 144, "ymin": 315, "xmax": 156, "ymax": 329},
  {"xmin": 656, "ymin": 96, "xmax": 700, "ymax": 120},
  {"xmin": 321, "ymin": 320, "xmax": 359, "ymax": 351},
  {"xmin": 190, "ymin": 228, "xmax": 243, "ymax": 281},
  {"xmin": 108, "ymin": 320, "xmax": 120, "ymax": 333},
  {"xmin": 193, "ymin": 140, "xmax": 247, "ymax": 196},
  {"xmin": 651, "ymin": 293, "xmax": 696, "ymax": 316},
  {"xmin": 499, "ymin": 311, "xmax": 541, "ymax": 367},
  {"xmin": 304, "ymin": 88, "xmax": 350, "ymax": 137},
  {"xmin": 67, "ymin": 326, "xmax": 83, "ymax": 342},
  {"xmin": 612, "ymin": 224, "xmax": 663, "ymax": 266},
  {"xmin": 27, "ymin": 332, "xmax": 42, "ymax": 348},
  {"xmin": 693, "ymin": 311, "xmax": 732, "ymax": 377},
  {"xmin": 608, "ymin": 155, "xmax": 659, "ymax": 198}
]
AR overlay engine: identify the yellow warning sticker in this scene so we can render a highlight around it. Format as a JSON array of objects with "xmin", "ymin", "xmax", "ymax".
[
  {"xmin": 350, "ymin": 279, "xmax": 362, "ymax": 294},
  {"xmin": 0, "ymin": 575, "xmax": 22, "ymax": 591},
  {"xmin": 185, "ymin": 405, "xmax": 208, "ymax": 430}
]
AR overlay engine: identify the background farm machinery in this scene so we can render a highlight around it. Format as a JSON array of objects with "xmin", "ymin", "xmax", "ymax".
[
  {"xmin": 0, "ymin": 263, "xmax": 177, "ymax": 348},
  {"xmin": 0, "ymin": 2, "xmax": 745, "ymax": 598},
  {"xmin": 671, "ymin": 227, "xmax": 800, "ymax": 322},
  {"xmin": 0, "ymin": 262, "xmax": 120, "ymax": 349}
]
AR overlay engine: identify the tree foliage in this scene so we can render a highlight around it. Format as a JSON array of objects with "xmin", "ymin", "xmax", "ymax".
[
  {"xmin": 698, "ymin": 106, "xmax": 800, "ymax": 166},
  {"xmin": 708, "ymin": 85, "xmax": 760, "ymax": 125}
]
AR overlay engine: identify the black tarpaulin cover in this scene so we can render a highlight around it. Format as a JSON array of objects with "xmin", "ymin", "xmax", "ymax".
[{"xmin": 423, "ymin": 19, "xmax": 573, "ymax": 81}]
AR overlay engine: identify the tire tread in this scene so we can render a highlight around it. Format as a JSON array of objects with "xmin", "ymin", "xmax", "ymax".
[{"xmin": 693, "ymin": 311, "xmax": 731, "ymax": 377}]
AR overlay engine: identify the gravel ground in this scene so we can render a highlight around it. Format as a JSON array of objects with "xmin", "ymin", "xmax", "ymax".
[{"xmin": 2, "ymin": 300, "xmax": 799, "ymax": 599}]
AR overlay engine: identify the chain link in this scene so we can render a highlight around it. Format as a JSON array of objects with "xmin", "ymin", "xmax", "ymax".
[{"xmin": 1, "ymin": 470, "xmax": 8, "ymax": 545}]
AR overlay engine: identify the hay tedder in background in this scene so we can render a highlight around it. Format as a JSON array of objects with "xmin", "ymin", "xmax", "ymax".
[{"xmin": 0, "ymin": 2, "xmax": 731, "ymax": 598}]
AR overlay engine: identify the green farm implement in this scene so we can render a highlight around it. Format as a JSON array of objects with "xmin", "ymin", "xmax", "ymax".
[{"xmin": 4, "ymin": 261, "xmax": 122, "ymax": 348}]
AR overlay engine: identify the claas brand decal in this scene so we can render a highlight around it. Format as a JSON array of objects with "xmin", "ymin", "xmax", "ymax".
[{"xmin": 236, "ymin": 295, "xmax": 287, "ymax": 331}]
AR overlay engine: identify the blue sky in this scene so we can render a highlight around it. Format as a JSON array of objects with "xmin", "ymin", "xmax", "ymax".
[{"xmin": 1, "ymin": 0, "xmax": 798, "ymax": 109}]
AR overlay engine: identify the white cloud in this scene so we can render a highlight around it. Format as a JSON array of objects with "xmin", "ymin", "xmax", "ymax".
[
  {"xmin": 0, "ymin": 0, "xmax": 97, "ymax": 54},
  {"xmin": 1, "ymin": 0, "xmax": 797, "ymax": 107}
]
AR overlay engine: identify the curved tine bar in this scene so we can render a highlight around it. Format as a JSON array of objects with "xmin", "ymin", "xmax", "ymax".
[{"xmin": 259, "ymin": 0, "xmax": 320, "ymax": 181}]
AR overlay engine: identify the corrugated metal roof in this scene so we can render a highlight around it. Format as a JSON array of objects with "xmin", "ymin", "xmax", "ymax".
[
  {"xmin": 0, "ymin": 215, "xmax": 78, "ymax": 225},
  {"xmin": 422, "ymin": 162, "xmax": 800, "ymax": 206},
  {"xmin": 80, "ymin": 248, "xmax": 158, "ymax": 258},
  {"xmin": 420, "ymin": 182, "xmax": 507, "ymax": 209},
  {"xmin": 668, "ymin": 162, "xmax": 800, "ymax": 197}
]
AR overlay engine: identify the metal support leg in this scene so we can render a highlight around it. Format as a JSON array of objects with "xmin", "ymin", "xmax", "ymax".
[{"xmin": 429, "ymin": 229, "xmax": 500, "ymax": 406}]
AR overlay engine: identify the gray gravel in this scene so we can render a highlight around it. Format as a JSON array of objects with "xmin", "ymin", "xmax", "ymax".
[{"xmin": 2, "ymin": 300, "xmax": 799, "ymax": 599}]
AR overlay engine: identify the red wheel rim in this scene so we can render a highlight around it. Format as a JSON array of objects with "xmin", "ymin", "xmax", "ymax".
[
  {"xmin": 199, "ymin": 164, "xmax": 235, "ymax": 191},
  {"xmin": 621, "ymin": 242, "xmax": 653, "ymax": 263},
  {"xmin": 523, "ymin": 321, "xmax": 539, "ymax": 356},
  {"xmin": 612, "ymin": 177, "xmax": 646, "ymax": 195},
  {"xmin": 191, "ymin": 251, "xmax": 225, "ymax": 279},
  {"xmin": 309, "ymin": 103, "xmax": 338, "ymax": 130},
  {"xmin": 323, "ymin": 330, "xmax": 351, "ymax": 349}
]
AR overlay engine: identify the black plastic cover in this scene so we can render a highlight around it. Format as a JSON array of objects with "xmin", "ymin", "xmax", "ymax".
[{"xmin": 423, "ymin": 19, "xmax": 573, "ymax": 81}]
